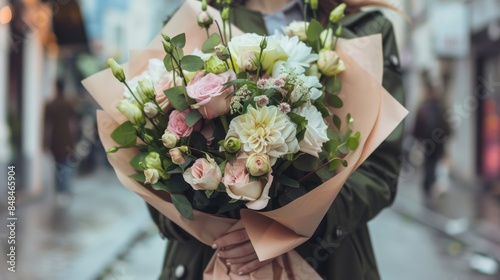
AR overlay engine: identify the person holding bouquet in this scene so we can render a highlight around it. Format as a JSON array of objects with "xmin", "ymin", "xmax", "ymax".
[{"xmin": 146, "ymin": 0, "xmax": 405, "ymax": 279}]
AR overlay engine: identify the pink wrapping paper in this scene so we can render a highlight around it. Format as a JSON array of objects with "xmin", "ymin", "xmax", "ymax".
[{"xmin": 83, "ymin": 1, "xmax": 408, "ymax": 279}]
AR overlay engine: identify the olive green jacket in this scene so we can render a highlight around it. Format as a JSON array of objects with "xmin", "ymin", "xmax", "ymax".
[{"xmin": 148, "ymin": 7, "xmax": 405, "ymax": 280}]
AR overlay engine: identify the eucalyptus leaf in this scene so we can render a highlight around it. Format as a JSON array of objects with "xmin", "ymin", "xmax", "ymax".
[
  {"xmin": 329, "ymin": 159, "xmax": 340, "ymax": 171},
  {"xmin": 186, "ymin": 110, "xmax": 202, "ymax": 127},
  {"xmin": 333, "ymin": 114, "xmax": 342, "ymax": 131},
  {"xmin": 202, "ymin": 33, "xmax": 222, "ymax": 53},
  {"xmin": 327, "ymin": 94, "xmax": 343, "ymax": 108},
  {"xmin": 152, "ymin": 181, "xmax": 170, "ymax": 192},
  {"xmin": 306, "ymin": 19, "xmax": 323, "ymax": 43},
  {"xmin": 292, "ymin": 154, "xmax": 320, "ymax": 172},
  {"xmin": 163, "ymin": 54, "xmax": 174, "ymax": 72},
  {"xmin": 193, "ymin": 191, "xmax": 210, "ymax": 209},
  {"xmin": 111, "ymin": 121, "xmax": 137, "ymax": 147},
  {"xmin": 171, "ymin": 33, "xmax": 186, "ymax": 48},
  {"xmin": 164, "ymin": 86, "xmax": 189, "ymax": 111},
  {"xmin": 325, "ymin": 76, "xmax": 342, "ymax": 95},
  {"xmin": 274, "ymin": 175, "xmax": 300, "ymax": 188},
  {"xmin": 181, "ymin": 55, "xmax": 204, "ymax": 71},
  {"xmin": 171, "ymin": 194, "xmax": 194, "ymax": 220}
]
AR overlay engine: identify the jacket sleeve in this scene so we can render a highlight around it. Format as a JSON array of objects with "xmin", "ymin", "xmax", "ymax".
[{"xmin": 310, "ymin": 12, "xmax": 405, "ymax": 245}]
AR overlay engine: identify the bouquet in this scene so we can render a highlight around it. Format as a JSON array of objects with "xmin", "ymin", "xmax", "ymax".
[{"xmin": 83, "ymin": 1, "xmax": 407, "ymax": 279}]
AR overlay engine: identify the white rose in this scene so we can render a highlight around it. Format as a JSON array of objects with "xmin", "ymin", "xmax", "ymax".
[
  {"xmin": 317, "ymin": 49, "xmax": 346, "ymax": 76},
  {"xmin": 293, "ymin": 105, "xmax": 329, "ymax": 157}
]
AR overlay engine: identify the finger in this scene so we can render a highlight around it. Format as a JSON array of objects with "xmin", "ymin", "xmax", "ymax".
[
  {"xmin": 237, "ymin": 259, "xmax": 273, "ymax": 275},
  {"xmin": 213, "ymin": 229, "xmax": 249, "ymax": 249},
  {"xmin": 225, "ymin": 251, "xmax": 258, "ymax": 265},
  {"xmin": 217, "ymin": 241, "xmax": 254, "ymax": 259}
]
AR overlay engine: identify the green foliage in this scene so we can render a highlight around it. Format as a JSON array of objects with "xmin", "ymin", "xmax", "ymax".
[
  {"xmin": 306, "ymin": 19, "xmax": 323, "ymax": 44},
  {"xmin": 274, "ymin": 175, "xmax": 300, "ymax": 188},
  {"xmin": 171, "ymin": 193, "xmax": 194, "ymax": 220},
  {"xmin": 111, "ymin": 121, "xmax": 137, "ymax": 147},
  {"xmin": 202, "ymin": 33, "xmax": 222, "ymax": 53},
  {"xmin": 288, "ymin": 112, "xmax": 308, "ymax": 142},
  {"xmin": 333, "ymin": 114, "xmax": 341, "ymax": 130},
  {"xmin": 327, "ymin": 94, "xmax": 343, "ymax": 108},
  {"xmin": 129, "ymin": 173, "xmax": 146, "ymax": 183},
  {"xmin": 181, "ymin": 55, "xmax": 204, "ymax": 71},
  {"xmin": 129, "ymin": 152, "xmax": 148, "ymax": 171},
  {"xmin": 293, "ymin": 154, "xmax": 320, "ymax": 172},
  {"xmin": 164, "ymin": 86, "xmax": 189, "ymax": 111},
  {"xmin": 188, "ymin": 132, "xmax": 208, "ymax": 151},
  {"xmin": 171, "ymin": 33, "xmax": 186, "ymax": 48},
  {"xmin": 325, "ymin": 76, "xmax": 342, "ymax": 95},
  {"xmin": 186, "ymin": 110, "xmax": 202, "ymax": 127},
  {"xmin": 167, "ymin": 173, "xmax": 191, "ymax": 193}
]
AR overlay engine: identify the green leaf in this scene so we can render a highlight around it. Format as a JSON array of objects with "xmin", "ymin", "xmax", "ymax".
[
  {"xmin": 130, "ymin": 173, "xmax": 146, "ymax": 183},
  {"xmin": 166, "ymin": 173, "xmax": 190, "ymax": 193},
  {"xmin": 171, "ymin": 194, "xmax": 194, "ymax": 220},
  {"xmin": 164, "ymin": 86, "xmax": 189, "ymax": 111},
  {"xmin": 193, "ymin": 191, "xmax": 210, "ymax": 209},
  {"xmin": 337, "ymin": 143, "xmax": 349, "ymax": 155},
  {"xmin": 202, "ymin": 33, "xmax": 222, "ymax": 53},
  {"xmin": 171, "ymin": 33, "xmax": 186, "ymax": 48},
  {"xmin": 341, "ymin": 159, "xmax": 348, "ymax": 167},
  {"xmin": 327, "ymin": 94, "xmax": 343, "ymax": 108},
  {"xmin": 314, "ymin": 96, "xmax": 332, "ymax": 118},
  {"xmin": 329, "ymin": 159, "xmax": 341, "ymax": 171},
  {"xmin": 111, "ymin": 121, "xmax": 137, "ymax": 147},
  {"xmin": 306, "ymin": 19, "xmax": 323, "ymax": 43},
  {"xmin": 292, "ymin": 154, "xmax": 320, "ymax": 172},
  {"xmin": 325, "ymin": 77, "xmax": 342, "ymax": 95},
  {"xmin": 217, "ymin": 200, "xmax": 245, "ymax": 214},
  {"xmin": 333, "ymin": 114, "xmax": 341, "ymax": 130},
  {"xmin": 316, "ymin": 167, "xmax": 336, "ymax": 181},
  {"xmin": 205, "ymin": 190, "xmax": 214, "ymax": 199},
  {"xmin": 188, "ymin": 132, "xmax": 208, "ymax": 151},
  {"xmin": 288, "ymin": 112, "xmax": 308, "ymax": 136},
  {"xmin": 324, "ymin": 138, "xmax": 339, "ymax": 159},
  {"xmin": 347, "ymin": 132, "xmax": 360, "ymax": 150},
  {"xmin": 129, "ymin": 152, "xmax": 148, "ymax": 171},
  {"xmin": 181, "ymin": 55, "xmax": 204, "ymax": 71},
  {"xmin": 186, "ymin": 109, "xmax": 202, "ymax": 127},
  {"xmin": 152, "ymin": 181, "xmax": 170, "ymax": 192},
  {"xmin": 274, "ymin": 175, "xmax": 300, "ymax": 188},
  {"xmin": 163, "ymin": 54, "xmax": 173, "ymax": 72}
]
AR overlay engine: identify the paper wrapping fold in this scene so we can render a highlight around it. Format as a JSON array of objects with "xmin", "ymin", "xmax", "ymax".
[{"xmin": 85, "ymin": 1, "xmax": 408, "ymax": 279}]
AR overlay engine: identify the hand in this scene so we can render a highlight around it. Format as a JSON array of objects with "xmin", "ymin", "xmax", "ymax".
[{"xmin": 213, "ymin": 229, "xmax": 273, "ymax": 275}]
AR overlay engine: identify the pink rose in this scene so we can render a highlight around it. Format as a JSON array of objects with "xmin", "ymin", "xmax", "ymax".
[
  {"xmin": 155, "ymin": 77, "xmax": 174, "ymax": 110},
  {"xmin": 222, "ymin": 159, "xmax": 273, "ymax": 210},
  {"xmin": 167, "ymin": 109, "xmax": 195, "ymax": 138},
  {"xmin": 186, "ymin": 70, "xmax": 236, "ymax": 119},
  {"xmin": 183, "ymin": 156, "xmax": 222, "ymax": 191}
]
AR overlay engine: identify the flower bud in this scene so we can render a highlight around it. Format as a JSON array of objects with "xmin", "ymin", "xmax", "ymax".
[
  {"xmin": 306, "ymin": 63, "xmax": 321, "ymax": 79},
  {"xmin": 310, "ymin": 0, "xmax": 318, "ymax": 10},
  {"xmin": 336, "ymin": 25, "xmax": 343, "ymax": 37},
  {"xmin": 201, "ymin": 0, "xmax": 208, "ymax": 11},
  {"xmin": 254, "ymin": 95, "xmax": 269, "ymax": 107},
  {"xmin": 143, "ymin": 134, "xmax": 154, "ymax": 144},
  {"xmin": 161, "ymin": 130, "xmax": 178, "ymax": 148},
  {"xmin": 107, "ymin": 58, "xmax": 125, "ymax": 82},
  {"xmin": 205, "ymin": 55, "xmax": 228, "ymax": 74},
  {"xmin": 144, "ymin": 168, "xmax": 160, "ymax": 184},
  {"xmin": 260, "ymin": 37, "xmax": 268, "ymax": 50},
  {"xmin": 179, "ymin": 145, "xmax": 190, "ymax": 153},
  {"xmin": 246, "ymin": 153, "xmax": 271, "ymax": 177},
  {"xmin": 143, "ymin": 102, "xmax": 158, "ymax": 118},
  {"xmin": 116, "ymin": 99, "xmax": 145, "ymax": 125},
  {"xmin": 162, "ymin": 34, "xmax": 171, "ymax": 42},
  {"xmin": 197, "ymin": 11, "xmax": 213, "ymax": 28},
  {"xmin": 106, "ymin": 146, "xmax": 119, "ymax": 153},
  {"xmin": 169, "ymin": 148, "xmax": 186, "ymax": 165},
  {"xmin": 137, "ymin": 78, "xmax": 155, "ymax": 100},
  {"xmin": 317, "ymin": 49, "xmax": 346, "ymax": 76},
  {"xmin": 329, "ymin": 3, "xmax": 346, "ymax": 24},
  {"xmin": 320, "ymin": 28, "xmax": 334, "ymax": 50},
  {"xmin": 162, "ymin": 41, "xmax": 173, "ymax": 54},
  {"xmin": 145, "ymin": 152, "xmax": 162, "ymax": 170},
  {"xmin": 221, "ymin": 7, "xmax": 229, "ymax": 21},
  {"xmin": 214, "ymin": 44, "xmax": 230, "ymax": 61},
  {"xmin": 223, "ymin": 137, "xmax": 241, "ymax": 154}
]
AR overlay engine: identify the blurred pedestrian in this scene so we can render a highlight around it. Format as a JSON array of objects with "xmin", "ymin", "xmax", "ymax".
[
  {"xmin": 44, "ymin": 79, "xmax": 78, "ymax": 207},
  {"xmin": 413, "ymin": 73, "xmax": 451, "ymax": 198}
]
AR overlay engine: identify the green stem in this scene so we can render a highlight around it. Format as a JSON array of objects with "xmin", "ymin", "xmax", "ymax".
[
  {"xmin": 205, "ymin": 27, "xmax": 209, "ymax": 39},
  {"xmin": 124, "ymin": 81, "xmax": 142, "ymax": 105}
]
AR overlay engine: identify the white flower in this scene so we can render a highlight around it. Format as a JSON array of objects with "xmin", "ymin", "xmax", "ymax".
[
  {"xmin": 228, "ymin": 33, "xmax": 288, "ymax": 72},
  {"xmin": 144, "ymin": 169, "xmax": 159, "ymax": 184},
  {"xmin": 227, "ymin": 106, "xmax": 299, "ymax": 165},
  {"xmin": 143, "ymin": 102, "xmax": 158, "ymax": 118},
  {"xmin": 298, "ymin": 74, "xmax": 322, "ymax": 100},
  {"xmin": 293, "ymin": 105, "xmax": 329, "ymax": 157},
  {"xmin": 271, "ymin": 34, "xmax": 318, "ymax": 76}
]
